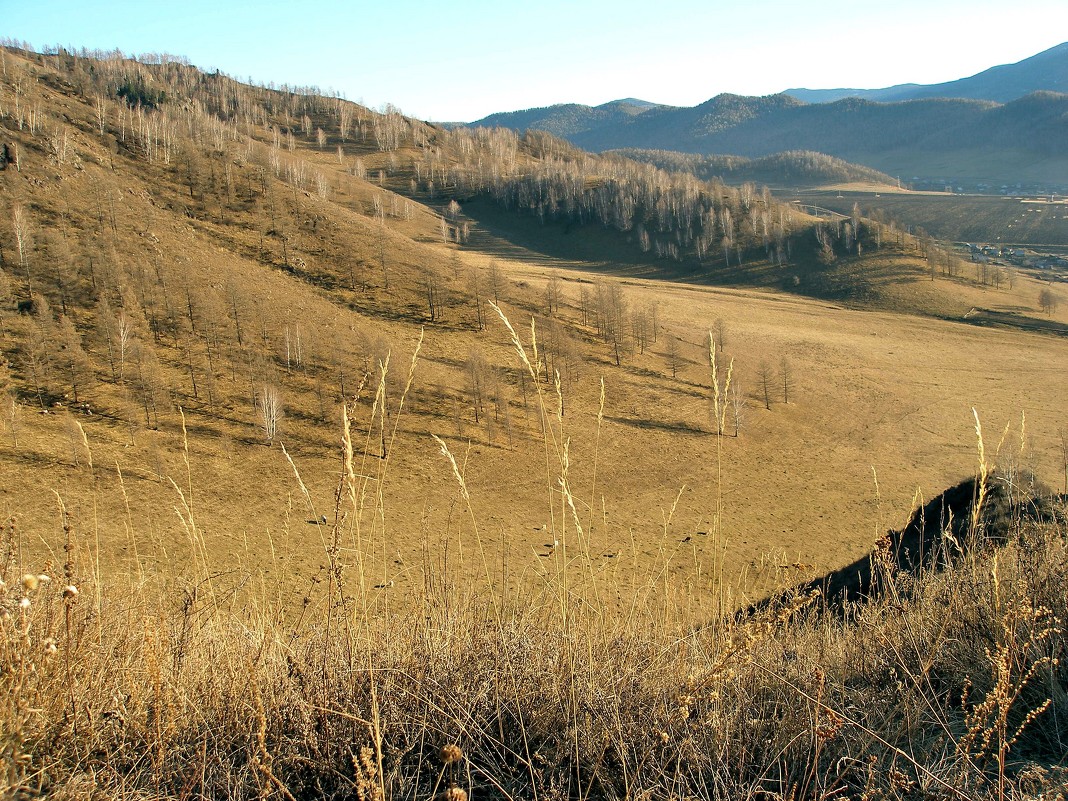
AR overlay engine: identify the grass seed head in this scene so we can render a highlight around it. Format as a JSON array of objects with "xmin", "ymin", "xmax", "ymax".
[{"xmin": 439, "ymin": 743, "xmax": 463, "ymax": 765}]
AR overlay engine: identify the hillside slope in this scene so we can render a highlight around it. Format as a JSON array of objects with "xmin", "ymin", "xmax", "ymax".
[{"xmin": 0, "ymin": 46, "xmax": 1064, "ymax": 621}]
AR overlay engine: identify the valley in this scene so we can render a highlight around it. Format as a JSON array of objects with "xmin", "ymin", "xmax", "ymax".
[{"xmin": 1, "ymin": 38, "xmax": 1066, "ymax": 801}]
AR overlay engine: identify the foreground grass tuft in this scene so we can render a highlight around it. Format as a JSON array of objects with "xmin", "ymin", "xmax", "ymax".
[{"xmin": 2, "ymin": 479, "xmax": 1066, "ymax": 800}]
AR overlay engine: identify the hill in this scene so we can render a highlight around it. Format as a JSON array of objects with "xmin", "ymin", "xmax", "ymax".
[
  {"xmin": 0, "ymin": 43, "xmax": 1064, "ymax": 618},
  {"xmin": 605, "ymin": 148, "xmax": 899, "ymax": 188},
  {"xmin": 786, "ymin": 41, "xmax": 1068, "ymax": 104},
  {"xmin": 468, "ymin": 97, "xmax": 665, "ymax": 138},
  {"xmin": 789, "ymin": 187, "xmax": 1068, "ymax": 248},
  {"xmin": 2, "ymin": 43, "xmax": 1068, "ymax": 801}
]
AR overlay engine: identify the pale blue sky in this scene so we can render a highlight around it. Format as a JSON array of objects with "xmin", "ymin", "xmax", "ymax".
[{"xmin": 5, "ymin": 0, "xmax": 1067, "ymax": 121}]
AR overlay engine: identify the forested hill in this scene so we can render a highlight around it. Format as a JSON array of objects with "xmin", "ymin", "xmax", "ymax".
[
  {"xmin": 468, "ymin": 98, "xmax": 664, "ymax": 138},
  {"xmin": 473, "ymin": 91, "xmax": 1068, "ymax": 186},
  {"xmin": 606, "ymin": 149, "xmax": 897, "ymax": 188}
]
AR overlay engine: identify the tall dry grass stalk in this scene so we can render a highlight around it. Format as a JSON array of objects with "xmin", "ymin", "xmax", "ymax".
[{"xmin": 707, "ymin": 331, "xmax": 734, "ymax": 612}]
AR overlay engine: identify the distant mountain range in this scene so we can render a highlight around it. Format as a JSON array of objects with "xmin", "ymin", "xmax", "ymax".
[
  {"xmin": 467, "ymin": 43, "xmax": 1068, "ymax": 187},
  {"xmin": 473, "ymin": 98, "xmax": 666, "ymax": 139},
  {"xmin": 785, "ymin": 41, "xmax": 1068, "ymax": 104}
]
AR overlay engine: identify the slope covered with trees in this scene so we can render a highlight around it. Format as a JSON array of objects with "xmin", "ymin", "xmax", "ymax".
[
  {"xmin": 606, "ymin": 148, "xmax": 898, "ymax": 188},
  {"xmin": 0, "ymin": 42, "xmax": 1041, "ymax": 463}
]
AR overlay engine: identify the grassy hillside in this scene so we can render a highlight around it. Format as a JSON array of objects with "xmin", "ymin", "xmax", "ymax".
[
  {"xmin": 0, "ymin": 44, "xmax": 1064, "ymax": 602},
  {"xmin": 0, "ymin": 44, "xmax": 1067, "ymax": 801},
  {"xmin": 4, "ymin": 464, "xmax": 1067, "ymax": 799}
]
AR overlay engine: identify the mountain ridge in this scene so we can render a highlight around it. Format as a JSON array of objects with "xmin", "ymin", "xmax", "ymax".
[
  {"xmin": 470, "ymin": 90, "xmax": 1068, "ymax": 186},
  {"xmin": 466, "ymin": 43, "xmax": 1068, "ymax": 186},
  {"xmin": 784, "ymin": 41, "xmax": 1068, "ymax": 104}
]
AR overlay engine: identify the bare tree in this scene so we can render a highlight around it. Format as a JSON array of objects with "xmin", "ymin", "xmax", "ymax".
[
  {"xmin": 338, "ymin": 104, "xmax": 354, "ymax": 141},
  {"xmin": 632, "ymin": 307, "xmax": 649, "ymax": 355},
  {"xmin": 712, "ymin": 318, "xmax": 727, "ymax": 352},
  {"xmin": 578, "ymin": 283, "xmax": 591, "ymax": 327},
  {"xmin": 468, "ymin": 267, "xmax": 485, "ymax": 331},
  {"xmin": 377, "ymin": 222, "xmax": 389, "ymax": 289},
  {"xmin": 1038, "ymin": 286, "xmax": 1059, "ymax": 316},
  {"xmin": 116, "ymin": 310, "xmax": 134, "ymax": 382},
  {"xmin": 0, "ymin": 361, "xmax": 18, "ymax": 446},
  {"xmin": 487, "ymin": 260, "xmax": 504, "ymax": 304},
  {"xmin": 4, "ymin": 391, "xmax": 19, "ymax": 447},
  {"xmin": 758, "ymin": 360, "xmax": 773, "ymax": 410},
  {"xmin": 56, "ymin": 315, "xmax": 93, "ymax": 405},
  {"xmin": 257, "ymin": 384, "xmax": 283, "ymax": 444},
  {"xmin": 12, "ymin": 202, "xmax": 31, "ymax": 280},
  {"xmin": 133, "ymin": 343, "xmax": 167, "ymax": 429},
  {"xmin": 779, "ymin": 356, "xmax": 792, "ymax": 404},
  {"xmin": 21, "ymin": 318, "xmax": 53, "ymax": 409},
  {"xmin": 422, "ymin": 265, "xmax": 442, "ymax": 322},
  {"xmin": 545, "ymin": 276, "xmax": 561, "ymax": 318},
  {"xmin": 665, "ymin": 335, "xmax": 684, "ymax": 379},
  {"xmin": 598, "ymin": 283, "xmax": 628, "ymax": 366},
  {"xmin": 465, "ymin": 351, "xmax": 488, "ymax": 424}
]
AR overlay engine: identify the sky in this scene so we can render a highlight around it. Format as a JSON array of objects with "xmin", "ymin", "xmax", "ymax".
[{"xmin": 6, "ymin": 0, "xmax": 1068, "ymax": 121}]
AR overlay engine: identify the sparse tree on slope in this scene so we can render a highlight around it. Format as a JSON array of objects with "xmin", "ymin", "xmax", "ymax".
[
  {"xmin": 1039, "ymin": 286, "xmax": 1059, "ymax": 316},
  {"xmin": 758, "ymin": 360, "xmax": 773, "ymax": 410},
  {"xmin": 257, "ymin": 384, "xmax": 283, "ymax": 444}
]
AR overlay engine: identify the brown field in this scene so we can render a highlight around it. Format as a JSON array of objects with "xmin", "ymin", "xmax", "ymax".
[
  {"xmin": 0, "ymin": 42, "xmax": 1064, "ymax": 618},
  {"xmin": 5, "ymin": 238, "xmax": 1065, "ymax": 616}
]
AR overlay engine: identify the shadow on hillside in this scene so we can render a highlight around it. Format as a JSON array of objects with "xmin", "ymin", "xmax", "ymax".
[
  {"xmin": 459, "ymin": 197, "xmax": 946, "ymax": 312},
  {"xmin": 622, "ymin": 364, "xmax": 668, "ymax": 381},
  {"xmin": 963, "ymin": 309, "xmax": 1068, "ymax": 336},
  {"xmin": 461, "ymin": 198, "xmax": 679, "ymax": 280},
  {"xmin": 740, "ymin": 477, "xmax": 1066, "ymax": 620},
  {"xmin": 603, "ymin": 415, "xmax": 706, "ymax": 436}
]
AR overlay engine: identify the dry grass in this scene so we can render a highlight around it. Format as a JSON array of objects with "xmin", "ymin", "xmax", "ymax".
[
  {"xmin": 2, "ymin": 45, "xmax": 1066, "ymax": 617},
  {"xmin": 2, "ymin": 310, "xmax": 1066, "ymax": 801},
  {"xmin": 1, "ymin": 48, "xmax": 1067, "ymax": 799}
]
